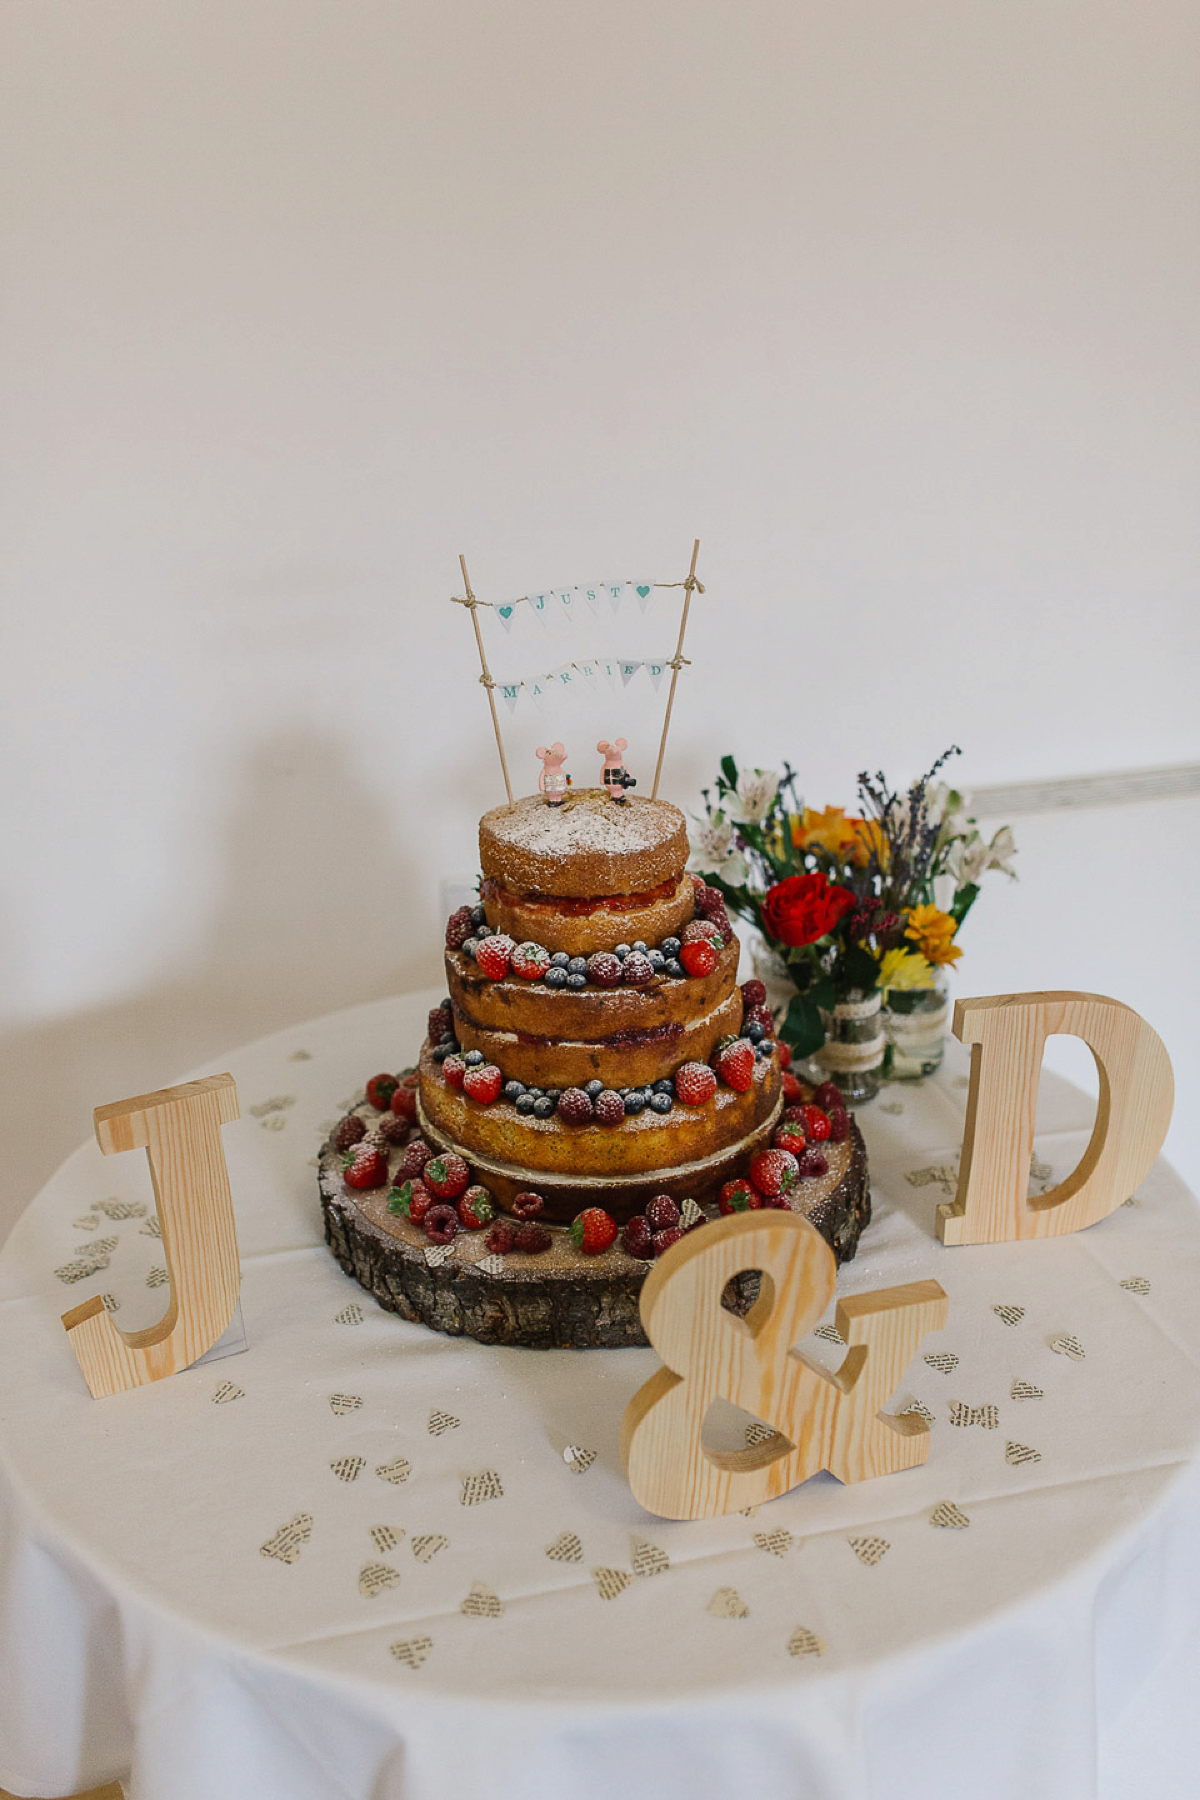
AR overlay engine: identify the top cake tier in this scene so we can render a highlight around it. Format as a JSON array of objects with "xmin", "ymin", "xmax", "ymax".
[{"xmin": 479, "ymin": 791, "xmax": 688, "ymax": 898}]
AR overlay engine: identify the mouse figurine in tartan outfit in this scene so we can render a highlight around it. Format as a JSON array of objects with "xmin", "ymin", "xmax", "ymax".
[{"xmin": 597, "ymin": 739, "xmax": 636, "ymax": 802}]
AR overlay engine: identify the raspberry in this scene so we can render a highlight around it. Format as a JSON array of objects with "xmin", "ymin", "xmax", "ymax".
[
  {"xmin": 682, "ymin": 918, "xmax": 723, "ymax": 946},
  {"xmin": 343, "ymin": 1145, "xmax": 388, "ymax": 1190},
  {"xmin": 782, "ymin": 1104, "xmax": 808, "ymax": 1125},
  {"xmin": 813, "ymin": 1082, "xmax": 842, "ymax": 1111},
  {"xmin": 828, "ymin": 1108, "xmax": 850, "ymax": 1143},
  {"xmin": 511, "ymin": 941, "xmax": 551, "ymax": 982},
  {"xmin": 690, "ymin": 874, "xmax": 709, "ymax": 901},
  {"xmin": 365, "ymin": 1073, "xmax": 399, "ymax": 1111},
  {"xmin": 774, "ymin": 1122, "xmax": 808, "ymax": 1158},
  {"xmin": 653, "ymin": 1226, "xmax": 685, "ymax": 1256},
  {"xmin": 423, "ymin": 1153, "xmax": 470, "ymax": 1199},
  {"xmin": 674, "ymin": 1062, "xmax": 717, "ymax": 1107},
  {"xmin": 802, "ymin": 1105, "xmax": 832, "ymax": 1143},
  {"xmin": 699, "ymin": 886, "xmax": 727, "ymax": 920},
  {"xmin": 379, "ymin": 1113, "xmax": 411, "ymax": 1145},
  {"xmin": 621, "ymin": 951, "xmax": 655, "ymax": 986},
  {"xmin": 442, "ymin": 1055, "xmax": 466, "ymax": 1089},
  {"xmin": 463, "ymin": 1063, "xmax": 503, "ymax": 1104},
  {"xmin": 680, "ymin": 939, "xmax": 720, "ymax": 978},
  {"xmin": 424, "ymin": 1203, "xmax": 460, "ymax": 1244},
  {"xmin": 512, "ymin": 1191, "xmax": 545, "ymax": 1221},
  {"xmin": 514, "ymin": 1222, "xmax": 552, "ymax": 1254},
  {"xmin": 645, "ymin": 1194, "xmax": 680, "ymax": 1231},
  {"xmin": 475, "ymin": 934, "xmax": 515, "ymax": 980},
  {"xmin": 740, "ymin": 979, "xmax": 768, "ymax": 1009},
  {"xmin": 744, "ymin": 1004, "xmax": 775, "ymax": 1035},
  {"xmin": 391, "ymin": 1080, "xmax": 419, "ymax": 1122},
  {"xmin": 557, "ymin": 1087, "xmax": 595, "ymax": 1124},
  {"xmin": 797, "ymin": 1149, "xmax": 829, "ymax": 1179},
  {"xmin": 445, "ymin": 907, "xmax": 475, "ymax": 950},
  {"xmin": 761, "ymin": 1192, "xmax": 793, "ymax": 1210},
  {"xmin": 332, "ymin": 1114, "xmax": 366, "ymax": 1152},
  {"xmin": 749, "ymin": 1147, "xmax": 799, "ymax": 1198},
  {"xmin": 484, "ymin": 1219, "xmax": 517, "ymax": 1255},
  {"xmin": 714, "ymin": 1038, "xmax": 755, "ymax": 1093},
  {"xmin": 621, "ymin": 1215, "xmax": 654, "ymax": 1259},
  {"xmin": 777, "ymin": 1042, "xmax": 792, "ymax": 1069},
  {"xmin": 570, "ymin": 1207, "xmax": 619, "ymax": 1255},
  {"xmin": 718, "ymin": 1177, "xmax": 761, "ymax": 1215},
  {"xmin": 388, "ymin": 1178, "xmax": 433, "ymax": 1224},
  {"xmin": 586, "ymin": 951, "xmax": 623, "ymax": 988},
  {"xmin": 594, "ymin": 1089, "xmax": 626, "ymax": 1125},
  {"xmin": 457, "ymin": 1185, "xmax": 495, "ymax": 1229},
  {"xmin": 781, "ymin": 1071, "xmax": 804, "ymax": 1105},
  {"xmin": 398, "ymin": 1139, "xmax": 434, "ymax": 1181}
]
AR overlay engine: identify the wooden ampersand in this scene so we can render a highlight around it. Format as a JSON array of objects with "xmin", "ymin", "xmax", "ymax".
[
  {"xmin": 62, "ymin": 1074, "xmax": 242, "ymax": 1398},
  {"xmin": 621, "ymin": 1211, "xmax": 947, "ymax": 1520},
  {"xmin": 938, "ymin": 992, "xmax": 1174, "ymax": 1247}
]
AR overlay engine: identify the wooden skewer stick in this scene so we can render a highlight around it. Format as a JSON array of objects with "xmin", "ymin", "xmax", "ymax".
[
  {"xmin": 458, "ymin": 553, "xmax": 516, "ymax": 811},
  {"xmin": 651, "ymin": 539, "xmax": 700, "ymax": 801}
]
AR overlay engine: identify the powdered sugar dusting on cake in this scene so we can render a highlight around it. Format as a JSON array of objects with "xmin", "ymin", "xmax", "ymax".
[{"xmin": 479, "ymin": 790, "xmax": 688, "ymax": 898}]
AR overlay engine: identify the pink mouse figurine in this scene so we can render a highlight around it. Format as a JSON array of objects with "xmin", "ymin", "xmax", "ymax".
[
  {"xmin": 597, "ymin": 738, "xmax": 636, "ymax": 802},
  {"xmin": 536, "ymin": 742, "xmax": 571, "ymax": 805}
]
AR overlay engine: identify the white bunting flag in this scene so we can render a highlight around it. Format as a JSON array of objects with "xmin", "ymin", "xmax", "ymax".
[
  {"xmin": 526, "ymin": 677, "xmax": 548, "ymax": 711},
  {"xmin": 645, "ymin": 659, "xmax": 667, "ymax": 691},
  {"xmin": 499, "ymin": 682, "xmax": 521, "ymax": 713},
  {"xmin": 619, "ymin": 659, "xmax": 642, "ymax": 687},
  {"xmin": 607, "ymin": 582, "xmax": 624, "ymax": 614},
  {"xmin": 577, "ymin": 658, "xmax": 600, "ymax": 691},
  {"xmin": 583, "ymin": 585, "xmax": 604, "ymax": 617},
  {"xmin": 557, "ymin": 588, "xmax": 579, "ymax": 623},
  {"xmin": 597, "ymin": 656, "xmax": 620, "ymax": 689},
  {"xmin": 551, "ymin": 663, "xmax": 577, "ymax": 695},
  {"xmin": 527, "ymin": 592, "xmax": 551, "ymax": 628},
  {"xmin": 494, "ymin": 602, "xmax": 518, "ymax": 632},
  {"xmin": 634, "ymin": 581, "xmax": 654, "ymax": 613}
]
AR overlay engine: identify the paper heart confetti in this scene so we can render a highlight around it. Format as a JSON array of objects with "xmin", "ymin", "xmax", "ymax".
[
  {"xmin": 139, "ymin": 1217, "xmax": 162, "ymax": 1237},
  {"xmin": 905, "ymin": 1164, "xmax": 957, "ymax": 1192},
  {"xmin": 55, "ymin": 1237, "xmax": 119, "ymax": 1284},
  {"xmin": 359, "ymin": 1562, "xmax": 402, "ymax": 1598},
  {"xmin": 708, "ymin": 1587, "xmax": 750, "ymax": 1619},
  {"xmin": 260, "ymin": 1115, "xmax": 286, "ymax": 1132},
  {"xmin": 631, "ymin": 1538, "xmax": 669, "ymax": 1578},
  {"xmin": 331, "ymin": 1456, "xmax": 366, "ymax": 1483},
  {"xmin": 592, "ymin": 1566, "xmax": 633, "ymax": 1601},
  {"xmin": 212, "ymin": 1381, "xmax": 244, "ymax": 1404},
  {"xmin": 100, "ymin": 1293, "xmax": 119, "ymax": 1313},
  {"xmin": 754, "ymin": 1528, "xmax": 794, "ymax": 1558},
  {"xmin": 563, "ymin": 1445, "xmax": 597, "ymax": 1474},
  {"xmin": 72, "ymin": 1215, "xmax": 99, "ymax": 1232},
  {"xmin": 249, "ymin": 1094, "xmax": 295, "ymax": 1118},
  {"xmin": 330, "ymin": 1393, "xmax": 363, "ymax": 1415},
  {"xmin": 335, "ymin": 1304, "xmax": 364, "ymax": 1326},
  {"xmin": 1123, "ymin": 1194, "xmax": 1141, "ymax": 1207},
  {"xmin": 813, "ymin": 1323, "xmax": 846, "ymax": 1346},
  {"xmin": 390, "ymin": 1636, "xmax": 432, "ymax": 1670},
  {"xmin": 1120, "ymin": 1276, "xmax": 1152, "ymax": 1296},
  {"xmin": 146, "ymin": 1266, "xmax": 169, "ymax": 1288},
  {"xmin": 745, "ymin": 1421, "xmax": 779, "ymax": 1446},
  {"xmin": 411, "ymin": 1534, "xmax": 449, "ymax": 1563},
  {"xmin": 992, "ymin": 1304, "xmax": 1025, "ymax": 1326},
  {"xmin": 92, "ymin": 1199, "xmax": 147, "ymax": 1220},
  {"xmin": 787, "ymin": 1625, "xmax": 825, "ymax": 1658},
  {"xmin": 428, "ymin": 1409, "xmax": 460, "ymax": 1436},
  {"xmin": 424, "ymin": 1244, "xmax": 453, "ymax": 1268},
  {"xmin": 375, "ymin": 1457, "xmax": 411, "ymax": 1485},
  {"xmin": 371, "ymin": 1525, "xmax": 403, "ymax": 1553},
  {"xmin": 1010, "ymin": 1379, "xmax": 1043, "ymax": 1401},
  {"xmin": 476, "ymin": 1255, "xmax": 508, "ymax": 1276},
  {"xmin": 1050, "ymin": 1333, "xmax": 1086, "ymax": 1360},
  {"xmin": 546, "ymin": 1532, "xmax": 583, "ymax": 1563},
  {"xmin": 1005, "ymin": 1441, "xmax": 1042, "ymax": 1466},
  {"xmin": 949, "ymin": 1402, "xmax": 999, "ymax": 1430},
  {"xmin": 461, "ymin": 1469, "xmax": 504, "ymax": 1506},
  {"xmin": 680, "ymin": 1197, "xmax": 703, "ymax": 1228},
  {"xmin": 849, "ymin": 1536, "xmax": 890, "ymax": 1566},
  {"xmin": 924, "ymin": 1352, "xmax": 959, "ymax": 1374},
  {"xmin": 903, "ymin": 1399, "xmax": 936, "ymax": 1425},
  {"xmin": 260, "ymin": 1513, "xmax": 312, "ymax": 1564},
  {"xmin": 461, "ymin": 1581, "xmax": 504, "ymax": 1618},
  {"xmin": 930, "ymin": 1501, "xmax": 970, "ymax": 1530}
]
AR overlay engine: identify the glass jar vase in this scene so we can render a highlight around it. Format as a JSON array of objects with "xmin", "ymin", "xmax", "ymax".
[
  {"xmin": 882, "ymin": 974, "xmax": 951, "ymax": 1080},
  {"xmin": 814, "ymin": 988, "xmax": 885, "ymax": 1104}
]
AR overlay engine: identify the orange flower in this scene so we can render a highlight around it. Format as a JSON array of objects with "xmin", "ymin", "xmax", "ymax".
[
  {"xmin": 791, "ymin": 807, "xmax": 888, "ymax": 871},
  {"xmin": 904, "ymin": 904, "xmax": 962, "ymax": 967},
  {"xmin": 846, "ymin": 816, "xmax": 888, "ymax": 870}
]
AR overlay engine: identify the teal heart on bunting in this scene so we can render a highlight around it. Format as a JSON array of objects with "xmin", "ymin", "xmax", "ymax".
[
  {"xmin": 496, "ymin": 604, "xmax": 515, "ymax": 630},
  {"xmin": 636, "ymin": 585, "xmax": 651, "ymax": 599}
]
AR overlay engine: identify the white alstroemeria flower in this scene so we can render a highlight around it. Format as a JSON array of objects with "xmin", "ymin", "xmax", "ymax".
[
  {"xmin": 986, "ymin": 824, "xmax": 1017, "ymax": 877},
  {"xmin": 689, "ymin": 813, "xmax": 749, "ymax": 887},
  {"xmin": 948, "ymin": 831, "xmax": 989, "ymax": 889},
  {"xmin": 728, "ymin": 768, "xmax": 779, "ymax": 827}
]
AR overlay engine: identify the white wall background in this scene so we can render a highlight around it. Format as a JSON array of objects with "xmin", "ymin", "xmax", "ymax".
[{"xmin": 2, "ymin": 0, "xmax": 1198, "ymax": 1238}]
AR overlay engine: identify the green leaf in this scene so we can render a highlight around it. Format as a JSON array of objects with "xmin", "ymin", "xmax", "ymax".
[
  {"xmin": 838, "ymin": 942, "xmax": 880, "ymax": 994},
  {"xmin": 387, "ymin": 1181, "xmax": 414, "ymax": 1217},
  {"xmin": 780, "ymin": 993, "xmax": 826, "ymax": 1058},
  {"xmin": 950, "ymin": 882, "xmax": 979, "ymax": 928},
  {"xmin": 720, "ymin": 754, "xmax": 739, "ymax": 791}
]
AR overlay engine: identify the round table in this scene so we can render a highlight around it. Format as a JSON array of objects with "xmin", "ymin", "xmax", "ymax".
[{"xmin": 3, "ymin": 991, "xmax": 1200, "ymax": 1800}]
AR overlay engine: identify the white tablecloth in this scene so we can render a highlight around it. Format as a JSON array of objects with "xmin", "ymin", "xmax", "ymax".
[{"xmin": 3, "ymin": 991, "xmax": 1200, "ymax": 1800}]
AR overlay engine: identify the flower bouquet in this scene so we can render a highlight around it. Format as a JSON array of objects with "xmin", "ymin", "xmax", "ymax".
[{"xmin": 689, "ymin": 750, "xmax": 1016, "ymax": 1098}]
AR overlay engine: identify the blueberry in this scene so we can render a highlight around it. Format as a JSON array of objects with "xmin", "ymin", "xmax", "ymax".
[
  {"xmin": 431, "ymin": 1043, "xmax": 450, "ymax": 1063},
  {"xmin": 584, "ymin": 1079, "xmax": 604, "ymax": 1098},
  {"xmin": 567, "ymin": 956, "xmax": 587, "ymax": 975},
  {"xmin": 470, "ymin": 904, "xmax": 486, "ymax": 927},
  {"xmin": 631, "ymin": 940, "xmax": 648, "ymax": 954},
  {"xmin": 650, "ymin": 1091, "xmax": 673, "ymax": 1114},
  {"xmin": 647, "ymin": 949, "xmax": 666, "ymax": 971},
  {"xmin": 624, "ymin": 1090, "xmax": 646, "ymax": 1115},
  {"xmin": 614, "ymin": 944, "xmax": 631, "ymax": 959},
  {"xmin": 665, "ymin": 957, "xmax": 684, "ymax": 979},
  {"xmin": 756, "ymin": 1041, "xmax": 773, "ymax": 1058},
  {"xmin": 439, "ymin": 1031, "xmax": 458, "ymax": 1048},
  {"xmin": 515, "ymin": 1092, "xmax": 536, "ymax": 1114},
  {"xmin": 567, "ymin": 971, "xmax": 587, "ymax": 989},
  {"xmin": 544, "ymin": 966, "xmax": 568, "ymax": 989},
  {"xmin": 652, "ymin": 1078, "xmax": 674, "ymax": 1095},
  {"xmin": 543, "ymin": 1089, "xmax": 560, "ymax": 1105},
  {"xmin": 464, "ymin": 1049, "xmax": 484, "ymax": 1067},
  {"xmin": 745, "ymin": 1020, "xmax": 765, "ymax": 1043},
  {"xmin": 503, "ymin": 1079, "xmax": 526, "ymax": 1101},
  {"xmin": 533, "ymin": 1095, "xmax": 555, "ymax": 1119},
  {"xmin": 461, "ymin": 938, "xmax": 479, "ymax": 960},
  {"xmin": 526, "ymin": 1087, "xmax": 544, "ymax": 1097},
  {"xmin": 550, "ymin": 951, "xmax": 570, "ymax": 967},
  {"xmin": 661, "ymin": 937, "xmax": 681, "ymax": 957}
]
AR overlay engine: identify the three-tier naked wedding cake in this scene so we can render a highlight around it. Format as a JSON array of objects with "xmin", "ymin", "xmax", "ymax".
[{"xmin": 320, "ymin": 788, "xmax": 870, "ymax": 1347}]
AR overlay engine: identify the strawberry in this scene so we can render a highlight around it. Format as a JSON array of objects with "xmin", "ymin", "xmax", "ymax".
[
  {"xmin": 714, "ymin": 1038, "xmax": 755, "ymax": 1093},
  {"xmin": 749, "ymin": 1147, "xmax": 800, "ymax": 1198},
  {"xmin": 802, "ymin": 1105, "xmax": 832, "ymax": 1143},
  {"xmin": 457, "ymin": 1185, "xmax": 495, "ymax": 1229},
  {"xmin": 781, "ymin": 1071, "xmax": 804, "ymax": 1105},
  {"xmin": 682, "ymin": 918, "xmax": 724, "ymax": 946},
  {"xmin": 388, "ymin": 1178, "xmax": 433, "ymax": 1224},
  {"xmin": 718, "ymin": 1177, "xmax": 761, "ymax": 1215},
  {"xmin": 680, "ymin": 938, "xmax": 720, "ymax": 978},
  {"xmin": 423, "ymin": 1153, "xmax": 470, "ymax": 1200},
  {"xmin": 390, "ymin": 1075, "xmax": 419, "ymax": 1122},
  {"xmin": 570, "ymin": 1207, "xmax": 619, "ymax": 1255},
  {"xmin": 365, "ymin": 1072, "xmax": 399, "ymax": 1111},
  {"xmin": 397, "ymin": 1138, "xmax": 433, "ymax": 1181},
  {"xmin": 828, "ymin": 1107, "xmax": 850, "ymax": 1143},
  {"xmin": 475, "ymin": 934, "xmax": 515, "ymax": 980},
  {"xmin": 777, "ymin": 1041, "xmax": 792, "ymax": 1069},
  {"xmin": 462, "ymin": 1062, "xmax": 503, "ymax": 1104},
  {"xmin": 774, "ymin": 1122, "xmax": 807, "ymax": 1158},
  {"xmin": 511, "ymin": 941, "xmax": 551, "ymax": 982},
  {"xmin": 343, "ymin": 1144, "xmax": 388, "ymax": 1190},
  {"xmin": 674, "ymin": 1062, "xmax": 718, "ymax": 1106},
  {"xmin": 442, "ymin": 1054, "xmax": 466, "ymax": 1089}
]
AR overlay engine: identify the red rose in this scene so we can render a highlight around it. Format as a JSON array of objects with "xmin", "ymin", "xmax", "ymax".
[{"xmin": 761, "ymin": 873, "xmax": 855, "ymax": 948}]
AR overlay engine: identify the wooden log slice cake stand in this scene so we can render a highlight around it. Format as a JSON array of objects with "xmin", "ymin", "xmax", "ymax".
[{"xmin": 318, "ymin": 788, "xmax": 873, "ymax": 1348}]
